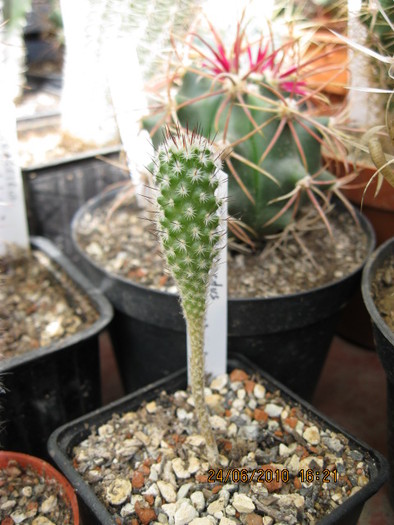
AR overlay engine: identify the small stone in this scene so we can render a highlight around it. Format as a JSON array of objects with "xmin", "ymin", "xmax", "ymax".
[
  {"xmin": 238, "ymin": 423, "xmax": 259, "ymax": 440},
  {"xmin": 299, "ymin": 456, "xmax": 324, "ymax": 471},
  {"xmin": 32, "ymin": 518, "xmax": 56, "ymax": 525},
  {"xmin": 237, "ymin": 389, "xmax": 246, "ymax": 400},
  {"xmin": 225, "ymin": 505, "xmax": 236, "ymax": 516},
  {"xmin": 98, "ymin": 423, "xmax": 114, "ymax": 436},
  {"xmin": 132, "ymin": 470, "xmax": 145, "ymax": 489},
  {"xmin": 245, "ymin": 513, "xmax": 264, "ymax": 525},
  {"xmin": 323, "ymin": 437, "xmax": 344, "ymax": 454},
  {"xmin": 158, "ymin": 481, "xmax": 177, "ymax": 503},
  {"xmin": 146, "ymin": 401, "xmax": 157, "ymax": 413},
  {"xmin": 253, "ymin": 384, "xmax": 266, "ymax": 399},
  {"xmin": 263, "ymin": 518, "xmax": 274, "ymax": 525},
  {"xmin": 177, "ymin": 483, "xmax": 193, "ymax": 500},
  {"xmin": 1, "ymin": 501, "xmax": 16, "ymax": 511},
  {"xmin": 40, "ymin": 496, "xmax": 57, "ymax": 514},
  {"xmin": 209, "ymin": 415, "xmax": 227, "ymax": 432},
  {"xmin": 105, "ymin": 478, "xmax": 132, "ymax": 505},
  {"xmin": 120, "ymin": 503, "xmax": 135, "ymax": 517},
  {"xmin": 207, "ymin": 497, "xmax": 225, "ymax": 516},
  {"xmin": 230, "ymin": 369, "xmax": 249, "ymax": 382},
  {"xmin": 264, "ymin": 404, "xmax": 283, "ymax": 418},
  {"xmin": 22, "ymin": 486, "xmax": 33, "ymax": 497},
  {"xmin": 232, "ymin": 493, "xmax": 255, "ymax": 514},
  {"xmin": 190, "ymin": 518, "xmax": 216, "ymax": 525},
  {"xmin": 219, "ymin": 518, "xmax": 237, "ymax": 525},
  {"xmin": 358, "ymin": 474, "xmax": 369, "ymax": 487},
  {"xmin": 253, "ymin": 408, "xmax": 268, "ymax": 422},
  {"xmin": 174, "ymin": 500, "xmax": 198, "ymax": 525},
  {"xmin": 135, "ymin": 501, "xmax": 157, "ymax": 525},
  {"xmin": 186, "ymin": 435, "xmax": 206, "ymax": 447},
  {"xmin": 162, "ymin": 503, "xmax": 177, "ymax": 521},
  {"xmin": 172, "ymin": 458, "xmax": 190, "ymax": 479},
  {"xmin": 303, "ymin": 426, "xmax": 320, "ymax": 445},
  {"xmin": 210, "ymin": 375, "xmax": 228, "ymax": 391},
  {"xmin": 279, "ymin": 444, "xmax": 292, "ymax": 457},
  {"xmin": 10, "ymin": 510, "xmax": 27, "ymax": 524},
  {"xmin": 206, "ymin": 394, "xmax": 223, "ymax": 407},
  {"xmin": 190, "ymin": 491, "xmax": 205, "ymax": 511}
]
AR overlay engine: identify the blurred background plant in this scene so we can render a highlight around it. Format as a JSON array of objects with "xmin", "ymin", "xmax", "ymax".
[
  {"xmin": 1, "ymin": 0, "xmax": 32, "ymax": 102},
  {"xmin": 142, "ymin": 8, "xmax": 356, "ymax": 250}
]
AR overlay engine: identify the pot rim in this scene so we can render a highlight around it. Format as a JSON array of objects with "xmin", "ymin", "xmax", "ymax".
[{"xmin": 361, "ymin": 237, "xmax": 394, "ymax": 346}]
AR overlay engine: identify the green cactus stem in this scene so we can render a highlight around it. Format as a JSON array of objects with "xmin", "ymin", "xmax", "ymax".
[{"xmin": 153, "ymin": 127, "xmax": 224, "ymax": 466}]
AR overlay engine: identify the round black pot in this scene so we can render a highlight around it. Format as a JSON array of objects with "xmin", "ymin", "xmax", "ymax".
[
  {"xmin": 362, "ymin": 237, "xmax": 394, "ymax": 508},
  {"xmin": 72, "ymin": 188, "xmax": 376, "ymax": 401}
]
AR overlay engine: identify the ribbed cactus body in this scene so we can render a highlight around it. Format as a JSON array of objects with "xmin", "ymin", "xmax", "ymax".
[
  {"xmin": 175, "ymin": 71, "xmax": 332, "ymax": 237},
  {"xmin": 153, "ymin": 129, "xmax": 223, "ymax": 464}
]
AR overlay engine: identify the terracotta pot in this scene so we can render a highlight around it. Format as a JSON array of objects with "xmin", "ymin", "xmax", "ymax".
[
  {"xmin": 0, "ymin": 450, "xmax": 79, "ymax": 523},
  {"xmin": 304, "ymin": 29, "xmax": 349, "ymax": 98}
]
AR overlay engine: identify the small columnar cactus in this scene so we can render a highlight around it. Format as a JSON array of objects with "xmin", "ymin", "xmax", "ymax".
[{"xmin": 153, "ymin": 127, "xmax": 224, "ymax": 464}]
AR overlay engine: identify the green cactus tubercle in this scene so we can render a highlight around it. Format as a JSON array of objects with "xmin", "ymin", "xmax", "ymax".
[{"xmin": 153, "ymin": 129, "xmax": 224, "ymax": 464}]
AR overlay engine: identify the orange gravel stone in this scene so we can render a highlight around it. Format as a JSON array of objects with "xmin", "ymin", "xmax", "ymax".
[
  {"xmin": 212, "ymin": 484, "xmax": 223, "ymax": 494},
  {"xmin": 135, "ymin": 501, "xmax": 157, "ymax": 525},
  {"xmin": 246, "ymin": 513, "xmax": 264, "ymax": 525},
  {"xmin": 196, "ymin": 474, "xmax": 208, "ymax": 482},
  {"xmin": 294, "ymin": 476, "xmax": 302, "ymax": 490},
  {"xmin": 253, "ymin": 408, "xmax": 268, "ymax": 422},
  {"xmin": 230, "ymin": 369, "xmax": 249, "ymax": 382},
  {"xmin": 132, "ymin": 470, "xmax": 145, "ymax": 489},
  {"xmin": 284, "ymin": 416, "xmax": 298, "ymax": 429},
  {"xmin": 244, "ymin": 380, "xmax": 256, "ymax": 393},
  {"xmin": 144, "ymin": 494, "xmax": 155, "ymax": 506}
]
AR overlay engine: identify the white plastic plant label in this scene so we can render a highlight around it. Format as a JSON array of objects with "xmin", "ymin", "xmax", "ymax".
[
  {"xmin": 0, "ymin": 101, "xmax": 29, "ymax": 255},
  {"xmin": 187, "ymin": 169, "xmax": 228, "ymax": 382}
]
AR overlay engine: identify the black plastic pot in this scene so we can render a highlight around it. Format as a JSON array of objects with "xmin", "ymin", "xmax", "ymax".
[
  {"xmin": 48, "ymin": 355, "xmax": 388, "ymax": 525},
  {"xmin": 71, "ymin": 188, "xmax": 375, "ymax": 401},
  {"xmin": 19, "ymin": 115, "xmax": 128, "ymax": 264},
  {"xmin": 362, "ymin": 237, "xmax": 394, "ymax": 507},
  {"xmin": 0, "ymin": 236, "xmax": 113, "ymax": 459}
]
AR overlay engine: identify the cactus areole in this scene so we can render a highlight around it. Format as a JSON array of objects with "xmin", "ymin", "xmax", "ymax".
[{"xmin": 153, "ymin": 127, "xmax": 224, "ymax": 465}]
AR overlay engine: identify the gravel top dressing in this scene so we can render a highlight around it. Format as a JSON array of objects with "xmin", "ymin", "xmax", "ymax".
[
  {"xmin": 72, "ymin": 369, "xmax": 373, "ymax": 525},
  {"xmin": 0, "ymin": 459, "xmax": 74, "ymax": 524},
  {"xmin": 1, "ymin": 248, "xmax": 99, "ymax": 360},
  {"xmin": 75, "ymin": 194, "xmax": 369, "ymax": 299}
]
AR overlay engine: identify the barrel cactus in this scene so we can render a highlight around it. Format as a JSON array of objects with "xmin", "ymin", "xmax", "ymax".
[
  {"xmin": 144, "ymin": 16, "xmax": 351, "ymax": 248},
  {"xmin": 153, "ymin": 126, "xmax": 224, "ymax": 464}
]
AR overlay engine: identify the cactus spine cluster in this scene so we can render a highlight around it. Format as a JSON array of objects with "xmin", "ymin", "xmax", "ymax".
[{"xmin": 153, "ymin": 127, "xmax": 224, "ymax": 465}]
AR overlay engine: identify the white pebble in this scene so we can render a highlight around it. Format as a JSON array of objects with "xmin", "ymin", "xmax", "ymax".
[
  {"xmin": 232, "ymin": 493, "xmax": 255, "ymax": 513},
  {"xmin": 209, "ymin": 415, "xmax": 227, "ymax": 431},
  {"xmin": 253, "ymin": 384, "xmax": 266, "ymax": 399},
  {"xmin": 210, "ymin": 374, "xmax": 228, "ymax": 391},
  {"xmin": 190, "ymin": 491, "xmax": 205, "ymax": 511},
  {"xmin": 303, "ymin": 425, "xmax": 320, "ymax": 445},
  {"xmin": 105, "ymin": 478, "xmax": 131, "ymax": 505},
  {"xmin": 158, "ymin": 481, "xmax": 177, "ymax": 503},
  {"xmin": 264, "ymin": 403, "xmax": 283, "ymax": 418},
  {"xmin": 40, "ymin": 496, "xmax": 57, "ymax": 514},
  {"xmin": 174, "ymin": 500, "xmax": 198, "ymax": 525}
]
